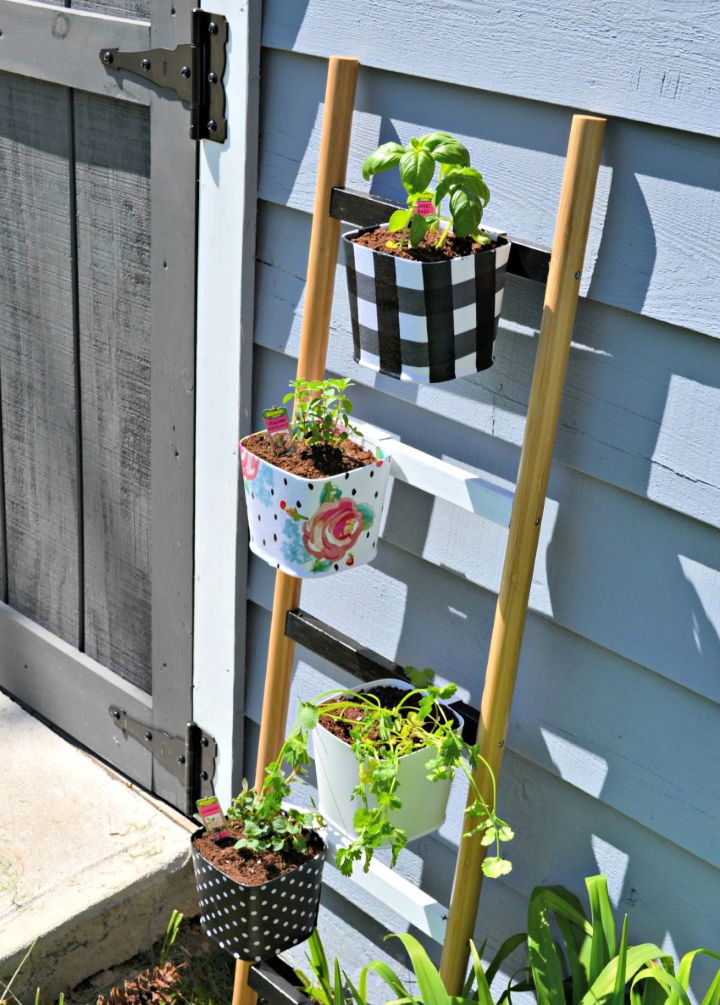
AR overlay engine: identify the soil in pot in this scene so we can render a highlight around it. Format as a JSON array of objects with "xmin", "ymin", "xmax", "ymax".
[
  {"xmin": 243, "ymin": 431, "xmax": 375, "ymax": 479},
  {"xmin": 319, "ymin": 683, "xmax": 457, "ymax": 751},
  {"xmin": 350, "ymin": 225, "xmax": 498, "ymax": 263},
  {"xmin": 192, "ymin": 820, "xmax": 324, "ymax": 886}
]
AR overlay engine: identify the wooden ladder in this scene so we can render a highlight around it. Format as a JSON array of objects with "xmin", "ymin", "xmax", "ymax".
[{"xmin": 233, "ymin": 55, "xmax": 606, "ymax": 1005}]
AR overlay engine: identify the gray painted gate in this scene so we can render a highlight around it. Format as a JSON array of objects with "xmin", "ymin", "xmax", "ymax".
[{"xmin": 0, "ymin": 0, "xmax": 198, "ymax": 810}]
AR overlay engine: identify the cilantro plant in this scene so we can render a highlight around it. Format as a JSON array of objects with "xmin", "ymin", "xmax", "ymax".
[
  {"xmin": 283, "ymin": 378, "xmax": 360, "ymax": 451},
  {"xmin": 361, "ymin": 130, "xmax": 491, "ymax": 249},
  {"xmin": 225, "ymin": 726, "xmax": 323, "ymax": 858},
  {"xmin": 295, "ymin": 674, "xmax": 513, "ymax": 878}
]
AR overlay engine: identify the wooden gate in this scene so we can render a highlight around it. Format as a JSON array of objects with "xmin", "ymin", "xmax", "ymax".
[{"xmin": 0, "ymin": 0, "xmax": 200, "ymax": 811}]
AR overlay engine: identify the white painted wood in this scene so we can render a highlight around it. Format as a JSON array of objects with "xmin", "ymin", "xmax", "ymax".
[
  {"xmin": 263, "ymin": 0, "xmax": 720, "ymax": 139},
  {"xmin": 0, "ymin": 1, "xmax": 150, "ymax": 104},
  {"xmin": 256, "ymin": 50, "xmax": 720, "ymax": 339},
  {"xmin": 193, "ymin": 0, "xmax": 261, "ymax": 808},
  {"xmin": 324, "ymin": 823, "xmax": 449, "ymax": 944},
  {"xmin": 355, "ymin": 420, "xmax": 514, "ymax": 527}
]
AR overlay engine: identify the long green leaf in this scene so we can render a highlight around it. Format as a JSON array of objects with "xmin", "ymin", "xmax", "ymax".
[
  {"xmin": 467, "ymin": 939, "xmax": 494, "ymax": 1005},
  {"xmin": 387, "ymin": 933, "xmax": 450, "ymax": 1005},
  {"xmin": 630, "ymin": 966, "xmax": 692, "ymax": 1005},
  {"xmin": 485, "ymin": 932, "xmax": 529, "ymax": 987},
  {"xmin": 700, "ymin": 965, "xmax": 720, "ymax": 1005},
  {"xmin": 609, "ymin": 916, "xmax": 629, "ymax": 1005},
  {"xmin": 580, "ymin": 945, "xmax": 669, "ymax": 1004},
  {"xmin": 586, "ymin": 875, "xmax": 617, "ymax": 981},
  {"xmin": 527, "ymin": 888, "xmax": 568, "ymax": 1005},
  {"xmin": 333, "ymin": 959, "xmax": 345, "ymax": 1005},
  {"xmin": 362, "ymin": 959, "xmax": 413, "ymax": 1002},
  {"xmin": 676, "ymin": 949, "xmax": 720, "ymax": 998}
]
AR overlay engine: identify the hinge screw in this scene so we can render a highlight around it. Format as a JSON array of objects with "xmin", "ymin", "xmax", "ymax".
[
  {"xmin": 141, "ymin": 58, "xmax": 151, "ymax": 70},
  {"xmin": 200, "ymin": 770, "xmax": 209, "ymax": 781},
  {"xmin": 201, "ymin": 737, "xmax": 209, "ymax": 747},
  {"xmin": 180, "ymin": 65, "xmax": 191, "ymax": 78},
  {"xmin": 102, "ymin": 50, "xmax": 114, "ymax": 65},
  {"xmin": 177, "ymin": 754, "xmax": 186, "ymax": 765},
  {"xmin": 207, "ymin": 120, "xmax": 218, "ymax": 133},
  {"xmin": 112, "ymin": 708, "xmax": 121, "ymax": 720},
  {"xmin": 208, "ymin": 21, "xmax": 218, "ymax": 34},
  {"xmin": 208, "ymin": 71, "xmax": 218, "ymax": 84},
  {"xmin": 144, "ymin": 730, "xmax": 152, "ymax": 741}
]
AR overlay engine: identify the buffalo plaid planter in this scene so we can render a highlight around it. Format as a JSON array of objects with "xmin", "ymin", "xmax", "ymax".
[{"xmin": 343, "ymin": 225, "xmax": 511, "ymax": 383}]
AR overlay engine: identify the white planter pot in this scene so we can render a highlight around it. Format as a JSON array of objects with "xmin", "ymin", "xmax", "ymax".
[
  {"xmin": 240, "ymin": 433, "xmax": 391, "ymax": 578},
  {"xmin": 313, "ymin": 678, "xmax": 464, "ymax": 843}
]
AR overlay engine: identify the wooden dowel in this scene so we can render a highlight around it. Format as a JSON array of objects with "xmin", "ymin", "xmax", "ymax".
[
  {"xmin": 439, "ymin": 114, "xmax": 606, "ymax": 994},
  {"xmin": 233, "ymin": 55, "xmax": 359, "ymax": 1005}
]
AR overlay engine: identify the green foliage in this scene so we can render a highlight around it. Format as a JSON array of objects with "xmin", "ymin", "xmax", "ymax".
[
  {"xmin": 283, "ymin": 378, "xmax": 360, "ymax": 450},
  {"xmin": 523, "ymin": 874, "xmax": 720, "ymax": 1005},
  {"xmin": 225, "ymin": 727, "xmax": 323, "ymax": 859},
  {"xmin": 159, "ymin": 908, "xmax": 184, "ymax": 968},
  {"xmin": 361, "ymin": 131, "xmax": 491, "ymax": 248},
  {"xmin": 300, "ymin": 680, "xmax": 513, "ymax": 878}
]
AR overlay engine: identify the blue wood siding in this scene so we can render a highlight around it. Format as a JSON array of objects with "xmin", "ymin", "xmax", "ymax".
[{"xmin": 242, "ymin": 3, "xmax": 720, "ymax": 993}]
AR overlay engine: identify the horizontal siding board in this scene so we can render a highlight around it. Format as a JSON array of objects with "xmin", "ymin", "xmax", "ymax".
[
  {"xmin": 74, "ymin": 93, "xmax": 152, "ymax": 692},
  {"xmin": 0, "ymin": 73, "xmax": 80, "ymax": 644},
  {"xmin": 257, "ymin": 49, "xmax": 720, "ymax": 338},
  {"xmin": 262, "ymin": 0, "xmax": 720, "ymax": 139},
  {"xmin": 255, "ymin": 200, "xmax": 720, "ymax": 529}
]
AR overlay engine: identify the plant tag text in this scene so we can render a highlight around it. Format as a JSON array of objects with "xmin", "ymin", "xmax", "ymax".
[
  {"xmin": 415, "ymin": 200, "xmax": 435, "ymax": 216},
  {"xmin": 263, "ymin": 406, "xmax": 293, "ymax": 453},
  {"xmin": 196, "ymin": 796, "xmax": 230, "ymax": 839}
]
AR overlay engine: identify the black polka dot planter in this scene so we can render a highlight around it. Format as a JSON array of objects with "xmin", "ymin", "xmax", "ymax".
[
  {"xmin": 190, "ymin": 828, "xmax": 326, "ymax": 962},
  {"xmin": 240, "ymin": 434, "xmax": 391, "ymax": 578}
]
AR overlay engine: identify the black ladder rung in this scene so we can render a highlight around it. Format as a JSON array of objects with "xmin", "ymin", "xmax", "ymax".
[
  {"xmin": 285, "ymin": 608, "xmax": 479, "ymax": 743},
  {"xmin": 329, "ymin": 186, "xmax": 551, "ymax": 284}
]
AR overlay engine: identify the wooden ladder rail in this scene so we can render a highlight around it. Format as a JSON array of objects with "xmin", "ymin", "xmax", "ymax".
[
  {"xmin": 439, "ymin": 113, "xmax": 606, "ymax": 993},
  {"xmin": 232, "ymin": 55, "xmax": 359, "ymax": 1005}
]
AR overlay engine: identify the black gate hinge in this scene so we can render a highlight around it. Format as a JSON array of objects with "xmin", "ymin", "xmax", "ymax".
[
  {"xmin": 99, "ymin": 9, "xmax": 227, "ymax": 142},
  {"xmin": 109, "ymin": 705, "xmax": 217, "ymax": 815}
]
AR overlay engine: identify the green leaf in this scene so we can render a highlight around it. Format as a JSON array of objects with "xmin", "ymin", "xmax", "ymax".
[
  {"xmin": 610, "ymin": 916, "xmax": 630, "ymax": 1005},
  {"xmin": 586, "ymin": 874, "xmax": 617, "ymax": 980},
  {"xmin": 296, "ymin": 702, "xmax": 320, "ymax": 731},
  {"xmin": 361, "ymin": 142, "xmax": 407, "ymax": 180},
  {"xmin": 319, "ymin": 481, "xmax": 340, "ymax": 504},
  {"xmin": 311, "ymin": 558, "xmax": 333, "ymax": 573},
  {"xmin": 388, "ymin": 209, "xmax": 412, "ymax": 232},
  {"xmin": 386, "ymin": 934, "xmax": 450, "ymax": 1005},
  {"xmin": 361, "ymin": 959, "xmax": 412, "ymax": 1002},
  {"xmin": 483, "ymin": 856, "xmax": 512, "ymax": 878},
  {"xmin": 580, "ymin": 945, "xmax": 671, "ymax": 1005},
  {"xmin": 404, "ymin": 666, "xmax": 435, "ymax": 689},
  {"xmin": 468, "ymin": 940, "xmax": 494, "ymax": 1005},
  {"xmin": 409, "ymin": 212, "xmax": 429, "ymax": 246},
  {"xmin": 399, "ymin": 148, "xmax": 435, "ymax": 194},
  {"xmin": 420, "ymin": 130, "xmax": 454, "ymax": 150},
  {"xmin": 527, "ymin": 886, "xmax": 570, "ymax": 1005},
  {"xmin": 449, "ymin": 187, "xmax": 483, "ymax": 237},
  {"xmin": 630, "ymin": 967, "xmax": 692, "ymax": 1005},
  {"xmin": 432, "ymin": 139, "xmax": 471, "ymax": 165}
]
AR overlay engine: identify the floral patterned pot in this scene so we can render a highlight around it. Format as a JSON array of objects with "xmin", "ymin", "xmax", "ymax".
[
  {"xmin": 313, "ymin": 678, "xmax": 464, "ymax": 843},
  {"xmin": 240, "ymin": 433, "xmax": 391, "ymax": 578},
  {"xmin": 191, "ymin": 826, "xmax": 325, "ymax": 962}
]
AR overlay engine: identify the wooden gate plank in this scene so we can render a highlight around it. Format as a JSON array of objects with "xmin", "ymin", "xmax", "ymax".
[
  {"xmin": 72, "ymin": 0, "xmax": 151, "ymax": 21},
  {"xmin": 0, "ymin": 1, "xmax": 150, "ymax": 103},
  {"xmin": 0, "ymin": 72, "xmax": 80, "ymax": 646},
  {"xmin": 74, "ymin": 92, "xmax": 152, "ymax": 693}
]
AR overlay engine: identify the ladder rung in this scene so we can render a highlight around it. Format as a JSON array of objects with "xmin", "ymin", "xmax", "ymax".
[
  {"xmin": 284, "ymin": 609, "xmax": 479, "ymax": 743},
  {"xmin": 356, "ymin": 420, "xmax": 514, "ymax": 528}
]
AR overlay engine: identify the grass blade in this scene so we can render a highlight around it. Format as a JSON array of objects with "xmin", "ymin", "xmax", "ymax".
[
  {"xmin": 467, "ymin": 940, "xmax": 494, "ymax": 1005},
  {"xmin": 387, "ymin": 934, "xmax": 449, "ymax": 1005},
  {"xmin": 586, "ymin": 875, "xmax": 617, "ymax": 981}
]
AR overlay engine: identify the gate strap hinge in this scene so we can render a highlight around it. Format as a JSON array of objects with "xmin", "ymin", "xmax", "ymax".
[
  {"xmin": 99, "ymin": 9, "xmax": 227, "ymax": 142},
  {"xmin": 109, "ymin": 706, "xmax": 217, "ymax": 815}
]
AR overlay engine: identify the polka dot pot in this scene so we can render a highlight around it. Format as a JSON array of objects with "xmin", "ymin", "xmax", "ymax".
[
  {"xmin": 190, "ymin": 828, "xmax": 326, "ymax": 962},
  {"xmin": 240, "ymin": 433, "xmax": 391, "ymax": 578}
]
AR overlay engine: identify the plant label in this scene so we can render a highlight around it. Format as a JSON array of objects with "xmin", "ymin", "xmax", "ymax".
[
  {"xmin": 196, "ymin": 796, "xmax": 230, "ymax": 838},
  {"xmin": 415, "ymin": 200, "xmax": 435, "ymax": 216},
  {"xmin": 263, "ymin": 406, "xmax": 293, "ymax": 453}
]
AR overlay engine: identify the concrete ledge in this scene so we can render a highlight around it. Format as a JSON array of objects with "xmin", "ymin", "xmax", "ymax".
[{"xmin": 0, "ymin": 692, "xmax": 200, "ymax": 1000}]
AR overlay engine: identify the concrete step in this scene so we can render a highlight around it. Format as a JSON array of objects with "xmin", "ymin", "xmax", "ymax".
[{"xmin": 0, "ymin": 691, "xmax": 199, "ymax": 1002}]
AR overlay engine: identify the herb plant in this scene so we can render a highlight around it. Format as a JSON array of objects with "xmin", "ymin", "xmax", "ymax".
[
  {"xmin": 361, "ymin": 131, "xmax": 491, "ymax": 249},
  {"xmin": 295, "ymin": 676, "xmax": 513, "ymax": 878},
  {"xmin": 283, "ymin": 378, "xmax": 360, "ymax": 451},
  {"xmin": 225, "ymin": 727, "xmax": 323, "ymax": 858}
]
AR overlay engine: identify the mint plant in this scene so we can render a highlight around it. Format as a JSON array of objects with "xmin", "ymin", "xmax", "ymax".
[
  {"xmin": 225, "ymin": 727, "xmax": 323, "ymax": 858},
  {"xmin": 295, "ymin": 677, "xmax": 513, "ymax": 878},
  {"xmin": 361, "ymin": 131, "xmax": 491, "ymax": 249},
  {"xmin": 283, "ymin": 378, "xmax": 360, "ymax": 451}
]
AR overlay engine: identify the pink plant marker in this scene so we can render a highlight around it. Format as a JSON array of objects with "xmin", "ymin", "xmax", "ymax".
[{"xmin": 415, "ymin": 200, "xmax": 435, "ymax": 216}]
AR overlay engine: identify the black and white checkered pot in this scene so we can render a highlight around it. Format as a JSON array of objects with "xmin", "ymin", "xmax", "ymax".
[
  {"xmin": 343, "ymin": 225, "xmax": 511, "ymax": 383},
  {"xmin": 191, "ymin": 828, "xmax": 325, "ymax": 962}
]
